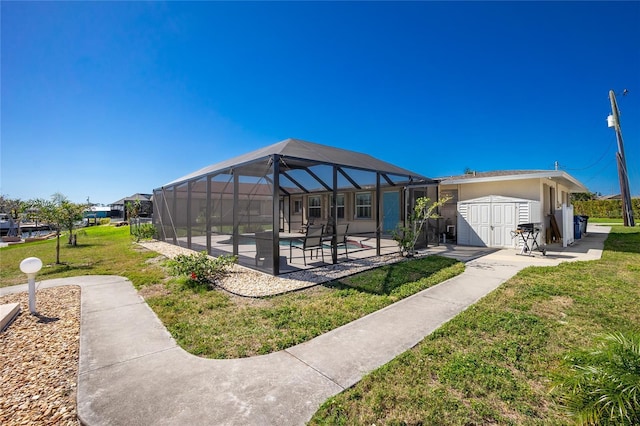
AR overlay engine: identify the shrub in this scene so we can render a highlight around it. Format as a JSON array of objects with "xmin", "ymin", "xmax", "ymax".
[
  {"xmin": 552, "ymin": 331, "xmax": 640, "ymax": 425},
  {"xmin": 131, "ymin": 223, "xmax": 157, "ymax": 241},
  {"xmin": 573, "ymin": 199, "xmax": 640, "ymax": 219},
  {"xmin": 167, "ymin": 251, "xmax": 237, "ymax": 289},
  {"xmin": 99, "ymin": 218, "xmax": 111, "ymax": 225}
]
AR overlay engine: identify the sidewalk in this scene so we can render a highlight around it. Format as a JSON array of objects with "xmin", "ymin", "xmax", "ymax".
[{"xmin": 1, "ymin": 225, "xmax": 610, "ymax": 425}]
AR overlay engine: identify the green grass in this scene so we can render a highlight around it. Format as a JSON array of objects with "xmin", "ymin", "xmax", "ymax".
[
  {"xmin": 0, "ymin": 225, "xmax": 165, "ymax": 288},
  {"xmin": 588, "ymin": 217, "xmax": 625, "ymax": 224},
  {"xmin": 309, "ymin": 226, "xmax": 640, "ymax": 425},
  {"xmin": 144, "ymin": 256, "xmax": 464, "ymax": 358},
  {"xmin": 1, "ymin": 225, "xmax": 464, "ymax": 360}
]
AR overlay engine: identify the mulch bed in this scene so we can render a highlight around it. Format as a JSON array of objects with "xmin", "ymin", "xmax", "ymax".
[{"xmin": 1, "ymin": 286, "xmax": 80, "ymax": 425}]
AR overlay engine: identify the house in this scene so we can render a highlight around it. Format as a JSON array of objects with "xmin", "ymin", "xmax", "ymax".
[
  {"xmin": 110, "ymin": 194, "xmax": 153, "ymax": 221},
  {"xmin": 437, "ymin": 170, "xmax": 589, "ymax": 249},
  {"xmin": 598, "ymin": 194, "xmax": 622, "ymax": 200},
  {"xmin": 153, "ymin": 138, "xmax": 437, "ymax": 275}
]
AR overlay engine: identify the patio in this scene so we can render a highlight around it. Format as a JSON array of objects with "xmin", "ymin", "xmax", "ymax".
[{"xmin": 153, "ymin": 138, "xmax": 439, "ymax": 275}]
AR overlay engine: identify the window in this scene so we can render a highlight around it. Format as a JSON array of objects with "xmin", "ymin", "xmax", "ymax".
[
  {"xmin": 331, "ymin": 194, "xmax": 345, "ymax": 219},
  {"xmin": 308, "ymin": 195, "xmax": 322, "ymax": 219},
  {"xmin": 293, "ymin": 200, "xmax": 302, "ymax": 214},
  {"xmin": 355, "ymin": 192, "xmax": 372, "ymax": 219}
]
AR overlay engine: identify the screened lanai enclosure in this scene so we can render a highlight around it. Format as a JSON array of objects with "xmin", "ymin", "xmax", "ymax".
[{"xmin": 153, "ymin": 138, "xmax": 439, "ymax": 275}]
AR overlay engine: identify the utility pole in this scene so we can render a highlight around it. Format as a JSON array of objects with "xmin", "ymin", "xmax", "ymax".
[{"xmin": 608, "ymin": 90, "xmax": 635, "ymax": 227}]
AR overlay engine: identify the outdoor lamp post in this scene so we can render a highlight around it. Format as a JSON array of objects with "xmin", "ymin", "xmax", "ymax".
[{"xmin": 19, "ymin": 257, "xmax": 42, "ymax": 314}]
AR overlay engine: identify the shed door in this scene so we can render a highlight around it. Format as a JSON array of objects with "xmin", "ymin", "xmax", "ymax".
[
  {"xmin": 469, "ymin": 203, "xmax": 491, "ymax": 246},
  {"xmin": 464, "ymin": 202, "xmax": 517, "ymax": 248},
  {"xmin": 492, "ymin": 203, "xmax": 516, "ymax": 248}
]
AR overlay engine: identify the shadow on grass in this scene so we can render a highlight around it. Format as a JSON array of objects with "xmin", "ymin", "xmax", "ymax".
[
  {"xmin": 39, "ymin": 261, "xmax": 102, "ymax": 276},
  {"xmin": 65, "ymin": 243, "xmax": 100, "ymax": 249},
  {"xmin": 325, "ymin": 256, "xmax": 459, "ymax": 296},
  {"xmin": 604, "ymin": 227, "xmax": 640, "ymax": 255}
]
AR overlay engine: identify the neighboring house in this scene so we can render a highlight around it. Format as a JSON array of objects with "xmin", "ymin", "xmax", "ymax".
[
  {"xmin": 598, "ymin": 194, "xmax": 622, "ymax": 200},
  {"xmin": 437, "ymin": 170, "xmax": 589, "ymax": 249},
  {"xmin": 110, "ymin": 194, "xmax": 153, "ymax": 220}
]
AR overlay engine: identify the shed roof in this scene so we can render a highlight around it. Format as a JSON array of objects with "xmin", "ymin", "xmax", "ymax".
[
  {"xmin": 437, "ymin": 170, "xmax": 588, "ymax": 193},
  {"xmin": 162, "ymin": 138, "xmax": 431, "ymax": 187}
]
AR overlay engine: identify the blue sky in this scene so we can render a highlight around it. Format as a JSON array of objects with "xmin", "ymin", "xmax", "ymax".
[{"xmin": 2, "ymin": 1, "xmax": 639, "ymax": 205}]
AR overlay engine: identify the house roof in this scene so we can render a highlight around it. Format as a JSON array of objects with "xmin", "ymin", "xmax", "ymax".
[
  {"xmin": 161, "ymin": 138, "xmax": 431, "ymax": 188},
  {"xmin": 598, "ymin": 194, "xmax": 621, "ymax": 200},
  {"xmin": 437, "ymin": 170, "xmax": 589, "ymax": 193},
  {"xmin": 110, "ymin": 193, "xmax": 153, "ymax": 206}
]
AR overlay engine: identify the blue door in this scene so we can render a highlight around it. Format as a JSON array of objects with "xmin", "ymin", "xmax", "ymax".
[{"xmin": 382, "ymin": 191, "xmax": 400, "ymax": 234}]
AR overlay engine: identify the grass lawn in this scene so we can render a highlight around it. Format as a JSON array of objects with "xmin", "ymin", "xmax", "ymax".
[
  {"xmin": 143, "ymin": 256, "xmax": 464, "ymax": 358},
  {"xmin": 588, "ymin": 217, "xmax": 625, "ymax": 224},
  {"xmin": 309, "ymin": 226, "xmax": 640, "ymax": 425},
  {"xmin": 0, "ymin": 226, "xmax": 165, "ymax": 288}
]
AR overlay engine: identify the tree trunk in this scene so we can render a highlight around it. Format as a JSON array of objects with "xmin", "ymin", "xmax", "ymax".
[{"xmin": 56, "ymin": 232, "xmax": 61, "ymax": 264}]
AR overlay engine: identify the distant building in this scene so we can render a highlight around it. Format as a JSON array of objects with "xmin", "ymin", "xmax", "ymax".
[
  {"xmin": 110, "ymin": 194, "xmax": 153, "ymax": 220},
  {"xmin": 598, "ymin": 194, "xmax": 622, "ymax": 200},
  {"xmin": 84, "ymin": 206, "xmax": 112, "ymax": 219}
]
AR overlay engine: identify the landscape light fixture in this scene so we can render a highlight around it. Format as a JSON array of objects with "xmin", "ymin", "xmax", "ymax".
[{"xmin": 19, "ymin": 257, "xmax": 43, "ymax": 314}]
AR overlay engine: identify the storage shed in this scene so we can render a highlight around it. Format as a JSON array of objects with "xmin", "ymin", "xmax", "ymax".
[{"xmin": 457, "ymin": 195, "xmax": 541, "ymax": 248}]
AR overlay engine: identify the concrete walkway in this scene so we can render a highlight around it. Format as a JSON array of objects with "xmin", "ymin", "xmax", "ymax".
[{"xmin": 0, "ymin": 225, "xmax": 610, "ymax": 425}]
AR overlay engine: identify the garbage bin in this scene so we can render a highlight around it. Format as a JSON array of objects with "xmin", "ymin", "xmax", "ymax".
[
  {"xmin": 573, "ymin": 216, "xmax": 582, "ymax": 239},
  {"xmin": 579, "ymin": 215, "xmax": 589, "ymax": 236}
]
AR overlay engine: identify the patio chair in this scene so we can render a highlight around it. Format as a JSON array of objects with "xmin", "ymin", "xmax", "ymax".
[
  {"xmin": 322, "ymin": 222, "xmax": 349, "ymax": 259},
  {"xmin": 335, "ymin": 223, "xmax": 350, "ymax": 259},
  {"xmin": 299, "ymin": 217, "xmax": 315, "ymax": 234},
  {"xmin": 290, "ymin": 224, "xmax": 325, "ymax": 266},
  {"xmin": 254, "ymin": 231, "xmax": 273, "ymax": 266}
]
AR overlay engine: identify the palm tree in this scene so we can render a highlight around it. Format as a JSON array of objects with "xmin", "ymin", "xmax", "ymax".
[{"xmin": 553, "ymin": 331, "xmax": 640, "ymax": 425}]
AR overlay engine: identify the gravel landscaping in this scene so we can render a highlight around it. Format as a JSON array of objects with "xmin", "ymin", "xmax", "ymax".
[
  {"xmin": 1, "ymin": 286, "xmax": 80, "ymax": 426},
  {"xmin": 139, "ymin": 240, "xmax": 408, "ymax": 297}
]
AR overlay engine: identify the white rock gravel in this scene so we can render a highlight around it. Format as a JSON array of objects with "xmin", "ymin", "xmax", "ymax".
[{"xmin": 138, "ymin": 240, "xmax": 407, "ymax": 297}]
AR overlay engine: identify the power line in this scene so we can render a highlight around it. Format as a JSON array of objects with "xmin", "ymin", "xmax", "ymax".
[
  {"xmin": 580, "ymin": 156, "xmax": 616, "ymax": 186},
  {"xmin": 560, "ymin": 135, "xmax": 617, "ymax": 171}
]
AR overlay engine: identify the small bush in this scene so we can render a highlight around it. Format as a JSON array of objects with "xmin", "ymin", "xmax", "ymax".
[
  {"xmin": 131, "ymin": 223, "xmax": 157, "ymax": 241},
  {"xmin": 552, "ymin": 331, "xmax": 640, "ymax": 425},
  {"xmin": 167, "ymin": 251, "xmax": 237, "ymax": 289},
  {"xmin": 99, "ymin": 218, "xmax": 111, "ymax": 225}
]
